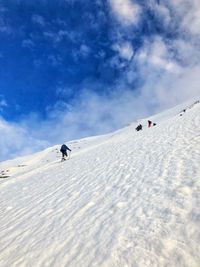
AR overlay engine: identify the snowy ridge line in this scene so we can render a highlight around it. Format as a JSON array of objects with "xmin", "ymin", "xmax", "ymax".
[
  {"xmin": 145, "ymin": 97, "xmax": 200, "ymax": 124},
  {"xmin": 0, "ymin": 132, "xmax": 116, "ymax": 184}
]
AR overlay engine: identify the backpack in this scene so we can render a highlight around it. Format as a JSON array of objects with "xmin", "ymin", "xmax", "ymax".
[{"xmin": 60, "ymin": 144, "xmax": 67, "ymax": 152}]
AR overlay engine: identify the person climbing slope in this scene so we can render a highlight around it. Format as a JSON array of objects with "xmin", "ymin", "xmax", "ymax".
[
  {"xmin": 60, "ymin": 144, "xmax": 71, "ymax": 161},
  {"xmin": 148, "ymin": 120, "xmax": 152, "ymax": 127}
]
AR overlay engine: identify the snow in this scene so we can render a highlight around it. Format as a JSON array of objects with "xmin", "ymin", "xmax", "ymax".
[{"xmin": 0, "ymin": 99, "xmax": 200, "ymax": 267}]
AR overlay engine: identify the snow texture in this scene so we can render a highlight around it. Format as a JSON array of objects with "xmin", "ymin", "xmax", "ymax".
[{"xmin": 0, "ymin": 99, "xmax": 200, "ymax": 267}]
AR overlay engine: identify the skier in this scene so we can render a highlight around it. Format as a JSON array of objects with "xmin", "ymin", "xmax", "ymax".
[{"xmin": 60, "ymin": 144, "xmax": 71, "ymax": 161}]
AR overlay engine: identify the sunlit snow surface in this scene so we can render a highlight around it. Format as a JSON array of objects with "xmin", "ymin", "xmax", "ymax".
[{"xmin": 0, "ymin": 100, "xmax": 200, "ymax": 267}]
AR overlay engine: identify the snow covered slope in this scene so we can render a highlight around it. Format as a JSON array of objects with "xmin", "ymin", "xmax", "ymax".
[{"xmin": 0, "ymin": 99, "xmax": 200, "ymax": 267}]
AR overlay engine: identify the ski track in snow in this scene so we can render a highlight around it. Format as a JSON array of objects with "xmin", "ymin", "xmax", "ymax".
[{"xmin": 0, "ymin": 100, "xmax": 200, "ymax": 267}]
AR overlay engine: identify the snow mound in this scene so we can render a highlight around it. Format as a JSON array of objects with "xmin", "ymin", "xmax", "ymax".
[{"xmin": 0, "ymin": 99, "xmax": 200, "ymax": 267}]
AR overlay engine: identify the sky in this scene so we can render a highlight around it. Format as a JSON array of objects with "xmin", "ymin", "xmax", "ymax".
[{"xmin": 0, "ymin": 0, "xmax": 200, "ymax": 161}]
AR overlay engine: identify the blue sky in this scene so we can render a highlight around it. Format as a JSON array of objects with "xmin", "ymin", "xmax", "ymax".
[{"xmin": 0, "ymin": 0, "xmax": 200, "ymax": 161}]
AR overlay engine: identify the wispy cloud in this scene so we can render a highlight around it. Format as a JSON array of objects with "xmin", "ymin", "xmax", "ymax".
[
  {"xmin": 151, "ymin": 0, "xmax": 200, "ymax": 37},
  {"xmin": 80, "ymin": 44, "xmax": 91, "ymax": 58},
  {"xmin": 109, "ymin": 0, "xmax": 141, "ymax": 26},
  {"xmin": 0, "ymin": 117, "xmax": 48, "ymax": 161},
  {"xmin": 181, "ymin": 3, "xmax": 200, "ymax": 35},
  {"xmin": 22, "ymin": 39, "xmax": 35, "ymax": 49},
  {"xmin": 0, "ymin": 16, "xmax": 11, "ymax": 34},
  {"xmin": 32, "ymin": 14, "xmax": 45, "ymax": 27},
  {"xmin": 0, "ymin": 0, "xmax": 200, "ymax": 162},
  {"xmin": 43, "ymin": 29, "xmax": 82, "ymax": 45},
  {"xmin": 0, "ymin": 96, "xmax": 8, "ymax": 112},
  {"xmin": 112, "ymin": 41, "xmax": 134, "ymax": 61},
  {"xmin": 136, "ymin": 36, "xmax": 181, "ymax": 74},
  {"xmin": 47, "ymin": 54, "xmax": 62, "ymax": 67},
  {"xmin": 130, "ymin": 35, "xmax": 200, "ymax": 110},
  {"xmin": 19, "ymin": 88, "xmax": 150, "ymax": 145}
]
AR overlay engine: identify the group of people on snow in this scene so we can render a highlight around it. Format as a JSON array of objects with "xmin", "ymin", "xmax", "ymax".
[
  {"xmin": 135, "ymin": 120, "xmax": 156, "ymax": 132},
  {"xmin": 60, "ymin": 119, "xmax": 157, "ymax": 160},
  {"xmin": 148, "ymin": 120, "xmax": 157, "ymax": 127},
  {"xmin": 60, "ymin": 120, "xmax": 157, "ymax": 160},
  {"xmin": 61, "ymin": 102, "xmax": 200, "ymax": 159}
]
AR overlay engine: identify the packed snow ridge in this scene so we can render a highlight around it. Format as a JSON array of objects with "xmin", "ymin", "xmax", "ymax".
[{"xmin": 0, "ymin": 99, "xmax": 200, "ymax": 267}]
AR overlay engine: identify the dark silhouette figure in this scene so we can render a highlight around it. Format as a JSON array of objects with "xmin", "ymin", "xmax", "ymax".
[
  {"xmin": 60, "ymin": 144, "xmax": 71, "ymax": 161},
  {"xmin": 136, "ymin": 124, "xmax": 142, "ymax": 131},
  {"xmin": 148, "ymin": 120, "xmax": 152, "ymax": 127}
]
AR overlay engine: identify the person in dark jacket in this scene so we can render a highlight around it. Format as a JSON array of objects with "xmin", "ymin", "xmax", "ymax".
[
  {"xmin": 60, "ymin": 144, "xmax": 71, "ymax": 161},
  {"xmin": 135, "ymin": 124, "xmax": 142, "ymax": 131}
]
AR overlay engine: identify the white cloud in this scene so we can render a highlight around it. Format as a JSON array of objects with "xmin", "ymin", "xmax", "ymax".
[
  {"xmin": 139, "ymin": 65, "xmax": 200, "ymax": 111},
  {"xmin": 154, "ymin": 4, "xmax": 171, "ymax": 26},
  {"xmin": 1, "ymin": 66, "xmax": 199, "ymax": 162},
  {"xmin": 43, "ymin": 30, "xmax": 81, "ymax": 44},
  {"xmin": 0, "ymin": 117, "xmax": 48, "ymax": 162},
  {"xmin": 38, "ymin": 88, "xmax": 149, "ymax": 140},
  {"xmin": 112, "ymin": 41, "xmax": 134, "ymax": 61},
  {"xmin": 0, "ymin": 83, "xmax": 152, "ymax": 162},
  {"xmin": 182, "ymin": 3, "xmax": 200, "ymax": 35},
  {"xmin": 162, "ymin": 0, "xmax": 200, "ymax": 36},
  {"xmin": 71, "ymin": 44, "xmax": 91, "ymax": 62},
  {"xmin": 1, "ymin": 0, "xmax": 200, "ymax": 162},
  {"xmin": 109, "ymin": 0, "xmax": 141, "ymax": 26},
  {"xmin": 131, "ymin": 33, "xmax": 200, "ymax": 111},
  {"xmin": 0, "ymin": 100, "xmax": 7, "ymax": 109},
  {"xmin": 147, "ymin": 1, "xmax": 200, "ymax": 37},
  {"xmin": 137, "ymin": 36, "xmax": 181, "ymax": 74}
]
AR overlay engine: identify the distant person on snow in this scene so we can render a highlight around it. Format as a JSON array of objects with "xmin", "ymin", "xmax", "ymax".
[
  {"xmin": 135, "ymin": 124, "xmax": 142, "ymax": 131},
  {"xmin": 148, "ymin": 120, "xmax": 152, "ymax": 127},
  {"xmin": 60, "ymin": 144, "xmax": 71, "ymax": 161}
]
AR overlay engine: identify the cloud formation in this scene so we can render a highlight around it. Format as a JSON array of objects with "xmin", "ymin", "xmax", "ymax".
[
  {"xmin": 169, "ymin": 0, "xmax": 200, "ymax": 35},
  {"xmin": 0, "ymin": 96, "xmax": 7, "ymax": 112},
  {"xmin": 0, "ymin": 117, "xmax": 48, "ymax": 161},
  {"xmin": 32, "ymin": 14, "xmax": 45, "ymax": 27},
  {"xmin": 0, "ymin": 0, "xmax": 200, "ymax": 161},
  {"xmin": 109, "ymin": 0, "xmax": 141, "ymax": 26},
  {"xmin": 112, "ymin": 41, "xmax": 134, "ymax": 61}
]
